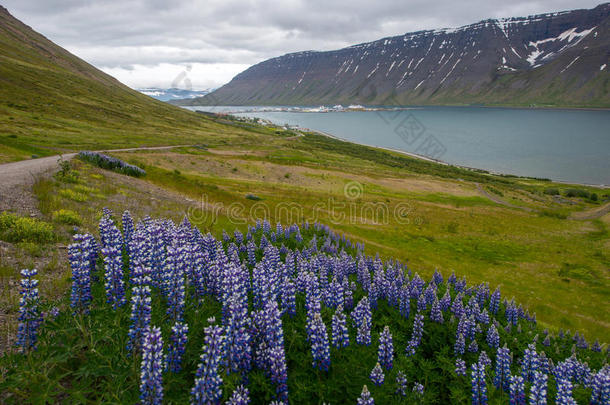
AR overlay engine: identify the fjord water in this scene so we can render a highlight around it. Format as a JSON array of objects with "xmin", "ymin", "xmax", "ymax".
[{"xmin": 190, "ymin": 106, "xmax": 610, "ymax": 185}]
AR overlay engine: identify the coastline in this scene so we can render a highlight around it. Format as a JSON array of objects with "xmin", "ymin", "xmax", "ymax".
[
  {"xmin": 188, "ymin": 106, "xmax": 610, "ymax": 189},
  {"xmin": 287, "ymin": 127, "xmax": 610, "ymax": 189}
]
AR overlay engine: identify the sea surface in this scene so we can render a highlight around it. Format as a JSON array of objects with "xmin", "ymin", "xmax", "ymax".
[{"xmin": 184, "ymin": 106, "xmax": 610, "ymax": 185}]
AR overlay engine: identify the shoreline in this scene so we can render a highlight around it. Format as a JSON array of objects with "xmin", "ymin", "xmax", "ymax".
[
  {"xmin": 301, "ymin": 127, "xmax": 610, "ymax": 189},
  {"xmin": 190, "ymin": 107, "xmax": 610, "ymax": 189},
  {"xmin": 182, "ymin": 103, "xmax": 610, "ymax": 113}
]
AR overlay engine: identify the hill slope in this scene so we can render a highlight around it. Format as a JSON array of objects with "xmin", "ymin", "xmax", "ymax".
[
  {"xmin": 186, "ymin": 3, "xmax": 610, "ymax": 108},
  {"xmin": 0, "ymin": 7, "xmax": 259, "ymax": 163}
]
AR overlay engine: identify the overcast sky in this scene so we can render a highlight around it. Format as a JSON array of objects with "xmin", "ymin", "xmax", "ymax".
[{"xmin": 3, "ymin": 0, "xmax": 604, "ymax": 89}]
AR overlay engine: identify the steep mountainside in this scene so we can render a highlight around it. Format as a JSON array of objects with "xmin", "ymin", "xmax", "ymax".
[
  {"xmin": 0, "ymin": 7, "xmax": 240, "ymax": 162},
  {"xmin": 186, "ymin": 3, "xmax": 610, "ymax": 107}
]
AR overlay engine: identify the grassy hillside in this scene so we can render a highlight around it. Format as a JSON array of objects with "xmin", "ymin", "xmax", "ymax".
[
  {"xmin": 0, "ymin": 6, "xmax": 276, "ymax": 163},
  {"xmin": 0, "ymin": 3, "xmax": 608, "ymax": 354}
]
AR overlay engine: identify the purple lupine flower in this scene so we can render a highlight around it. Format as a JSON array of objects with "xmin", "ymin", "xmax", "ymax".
[
  {"xmin": 417, "ymin": 293, "xmax": 427, "ymax": 312},
  {"xmin": 489, "ymin": 287, "xmax": 501, "ymax": 315},
  {"xmin": 413, "ymin": 382, "xmax": 424, "ymax": 396},
  {"xmin": 529, "ymin": 371, "xmax": 547, "ymax": 405},
  {"xmin": 396, "ymin": 370, "xmax": 408, "ymax": 396},
  {"xmin": 494, "ymin": 346, "xmax": 512, "ymax": 392},
  {"xmin": 468, "ymin": 339, "xmax": 479, "ymax": 353},
  {"xmin": 165, "ymin": 245, "xmax": 186, "ymax": 322},
  {"xmin": 268, "ymin": 345, "xmax": 289, "ymax": 401},
  {"xmin": 370, "ymin": 362, "xmax": 385, "ymax": 386},
  {"xmin": 591, "ymin": 340, "xmax": 602, "ymax": 352},
  {"xmin": 351, "ymin": 296, "xmax": 372, "ymax": 346},
  {"xmin": 357, "ymin": 385, "xmax": 374, "ymax": 405},
  {"xmin": 281, "ymin": 278, "xmax": 296, "ymax": 317},
  {"xmin": 399, "ymin": 285, "xmax": 410, "ymax": 319},
  {"xmin": 455, "ymin": 358, "xmax": 467, "ymax": 376},
  {"xmin": 432, "ymin": 269, "xmax": 443, "ymax": 285},
  {"xmin": 478, "ymin": 308, "xmax": 490, "ymax": 325},
  {"xmin": 140, "ymin": 326, "xmax": 164, "ymax": 405},
  {"xmin": 102, "ymin": 243, "xmax": 126, "ymax": 309},
  {"xmin": 191, "ymin": 324, "xmax": 225, "ymax": 405},
  {"xmin": 308, "ymin": 313, "xmax": 331, "ymax": 371},
  {"xmin": 509, "ymin": 375, "xmax": 526, "ymax": 405},
  {"xmin": 342, "ymin": 277, "xmax": 354, "ymax": 310},
  {"xmin": 430, "ymin": 298, "xmax": 444, "ymax": 323},
  {"xmin": 225, "ymin": 296, "xmax": 252, "ymax": 375},
  {"xmin": 479, "ymin": 351, "xmax": 492, "ymax": 369},
  {"xmin": 255, "ymin": 300, "xmax": 288, "ymax": 401},
  {"xmin": 227, "ymin": 385, "xmax": 250, "ymax": 405},
  {"xmin": 521, "ymin": 344, "xmax": 538, "ymax": 383},
  {"xmin": 331, "ymin": 305, "xmax": 349, "ymax": 348},
  {"xmin": 405, "ymin": 313, "xmax": 424, "ymax": 356},
  {"xmin": 486, "ymin": 324, "xmax": 500, "ymax": 349},
  {"xmin": 590, "ymin": 366, "xmax": 609, "ymax": 405},
  {"xmin": 377, "ymin": 326, "xmax": 393, "ymax": 370},
  {"xmin": 555, "ymin": 377, "xmax": 576, "ymax": 405},
  {"xmin": 122, "ymin": 210, "xmax": 135, "ymax": 254},
  {"xmin": 69, "ymin": 234, "xmax": 95, "ymax": 314},
  {"xmin": 48, "ymin": 307, "xmax": 60, "ymax": 319},
  {"xmin": 506, "ymin": 300, "xmax": 519, "ymax": 326},
  {"xmin": 127, "ymin": 283, "xmax": 152, "ymax": 355},
  {"xmin": 455, "ymin": 332, "xmax": 466, "ymax": 355},
  {"xmin": 451, "ymin": 293, "xmax": 464, "ymax": 319},
  {"xmin": 246, "ymin": 240, "xmax": 257, "ymax": 267},
  {"xmin": 15, "ymin": 269, "xmax": 42, "ymax": 352},
  {"xmin": 471, "ymin": 360, "xmax": 488, "ymax": 405},
  {"xmin": 167, "ymin": 322, "xmax": 188, "ymax": 372}
]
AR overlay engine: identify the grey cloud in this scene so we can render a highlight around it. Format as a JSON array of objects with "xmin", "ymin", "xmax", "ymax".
[{"xmin": 3, "ymin": 0, "xmax": 604, "ymax": 87}]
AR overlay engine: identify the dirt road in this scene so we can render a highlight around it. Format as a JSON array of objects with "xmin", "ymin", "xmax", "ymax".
[{"xmin": 0, "ymin": 145, "xmax": 191, "ymax": 214}]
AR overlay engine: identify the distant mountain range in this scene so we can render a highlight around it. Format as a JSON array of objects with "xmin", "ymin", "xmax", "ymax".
[
  {"xmin": 138, "ymin": 87, "xmax": 212, "ymax": 102},
  {"xmin": 180, "ymin": 3, "xmax": 610, "ymax": 108}
]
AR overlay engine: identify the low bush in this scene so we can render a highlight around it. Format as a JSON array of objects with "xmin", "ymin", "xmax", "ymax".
[
  {"xmin": 565, "ymin": 188, "xmax": 590, "ymax": 199},
  {"xmin": 0, "ymin": 212, "xmax": 54, "ymax": 243},
  {"xmin": 245, "ymin": 194, "xmax": 262, "ymax": 201},
  {"xmin": 539, "ymin": 210, "xmax": 568, "ymax": 219},
  {"xmin": 78, "ymin": 151, "xmax": 146, "ymax": 177},
  {"xmin": 543, "ymin": 188, "xmax": 559, "ymax": 195},
  {"xmin": 59, "ymin": 189, "xmax": 89, "ymax": 202},
  {"xmin": 52, "ymin": 209, "xmax": 82, "ymax": 225}
]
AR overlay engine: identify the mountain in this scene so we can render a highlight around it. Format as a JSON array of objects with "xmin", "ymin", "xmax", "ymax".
[
  {"xmin": 184, "ymin": 3, "xmax": 610, "ymax": 108},
  {"xmin": 137, "ymin": 87, "xmax": 212, "ymax": 102},
  {"xmin": 0, "ymin": 6, "xmax": 239, "ymax": 162}
]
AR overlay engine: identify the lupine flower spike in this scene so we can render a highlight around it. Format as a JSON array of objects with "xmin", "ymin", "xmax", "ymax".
[{"xmin": 16, "ymin": 269, "xmax": 42, "ymax": 352}]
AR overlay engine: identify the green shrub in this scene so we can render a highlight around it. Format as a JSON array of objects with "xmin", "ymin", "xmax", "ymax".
[
  {"xmin": 543, "ymin": 188, "xmax": 559, "ymax": 195},
  {"xmin": 590, "ymin": 193, "xmax": 598, "ymax": 202},
  {"xmin": 55, "ymin": 159, "xmax": 79, "ymax": 183},
  {"xmin": 59, "ymin": 189, "xmax": 89, "ymax": 202},
  {"xmin": 539, "ymin": 210, "xmax": 568, "ymax": 219},
  {"xmin": 246, "ymin": 194, "xmax": 262, "ymax": 201},
  {"xmin": 565, "ymin": 188, "xmax": 590, "ymax": 198},
  {"xmin": 0, "ymin": 212, "xmax": 54, "ymax": 243},
  {"xmin": 52, "ymin": 209, "xmax": 82, "ymax": 225}
]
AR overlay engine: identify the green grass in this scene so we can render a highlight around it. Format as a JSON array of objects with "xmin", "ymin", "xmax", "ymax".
[
  {"xmin": 0, "ymin": 212, "xmax": 54, "ymax": 243},
  {"xmin": 0, "ymin": 223, "xmax": 606, "ymax": 404},
  {"xmin": 0, "ymin": 2, "xmax": 608, "ymax": 354},
  {"xmin": 105, "ymin": 147, "xmax": 609, "ymax": 342},
  {"xmin": 51, "ymin": 209, "xmax": 82, "ymax": 226}
]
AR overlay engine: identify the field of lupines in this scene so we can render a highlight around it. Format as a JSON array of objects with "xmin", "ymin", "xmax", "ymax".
[{"xmin": 1, "ymin": 209, "xmax": 608, "ymax": 404}]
